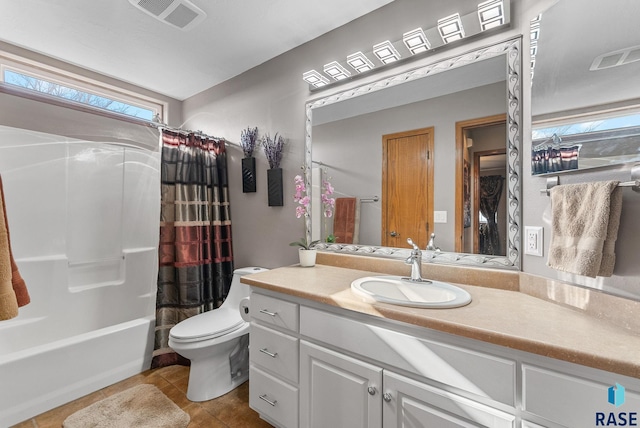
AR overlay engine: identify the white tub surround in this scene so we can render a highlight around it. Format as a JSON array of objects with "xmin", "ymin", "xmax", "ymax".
[{"xmin": 0, "ymin": 126, "xmax": 160, "ymax": 427}]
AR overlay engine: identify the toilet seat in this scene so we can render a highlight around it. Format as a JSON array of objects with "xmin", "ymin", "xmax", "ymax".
[{"xmin": 169, "ymin": 307, "xmax": 245, "ymax": 343}]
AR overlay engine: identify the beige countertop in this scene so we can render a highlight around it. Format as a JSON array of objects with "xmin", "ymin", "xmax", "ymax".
[{"xmin": 242, "ymin": 263, "xmax": 640, "ymax": 379}]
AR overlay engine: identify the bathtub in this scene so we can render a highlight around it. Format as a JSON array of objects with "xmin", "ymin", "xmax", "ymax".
[{"xmin": 0, "ymin": 126, "xmax": 160, "ymax": 426}]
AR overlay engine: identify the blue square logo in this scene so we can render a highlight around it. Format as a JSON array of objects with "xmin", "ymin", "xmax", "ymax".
[{"xmin": 609, "ymin": 383, "xmax": 626, "ymax": 407}]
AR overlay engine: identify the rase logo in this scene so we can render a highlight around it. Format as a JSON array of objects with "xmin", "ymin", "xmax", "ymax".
[{"xmin": 596, "ymin": 383, "xmax": 637, "ymax": 426}]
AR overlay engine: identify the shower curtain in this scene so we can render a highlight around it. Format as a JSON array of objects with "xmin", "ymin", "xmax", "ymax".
[
  {"xmin": 152, "ymin": 129, "xmax": 234, "ymax": 368},
  {"xmin": 479, "ymin": 175, "xmax": 504, "ymax": 256}
]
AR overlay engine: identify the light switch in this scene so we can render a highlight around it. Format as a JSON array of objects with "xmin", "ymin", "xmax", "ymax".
[{"xmin": 434, "ymin": 211, "xmax": 447, "ymax": 223}]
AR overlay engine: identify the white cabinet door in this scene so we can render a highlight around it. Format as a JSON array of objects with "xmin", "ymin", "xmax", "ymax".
[
  {"xmin": 383, "ymin": 371, "xmax": 515, "ymax": 428},
  {"xmin": 300, "ymin": 340, "xmax": 383, "ymax": 428}
]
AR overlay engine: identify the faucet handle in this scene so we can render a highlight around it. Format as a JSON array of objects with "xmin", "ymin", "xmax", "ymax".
[{"xmin": 406, "ymin": 238, "xmax": 420, "ymax": 252}]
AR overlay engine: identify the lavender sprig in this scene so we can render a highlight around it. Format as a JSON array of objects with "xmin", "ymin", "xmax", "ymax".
[
  {"xmin": 262, "ymin": 132, "xmax": 285, "ymax": 169},
  {"xmin": 240, "ymin": 126, "xmax": 259, "ymax": 158}
]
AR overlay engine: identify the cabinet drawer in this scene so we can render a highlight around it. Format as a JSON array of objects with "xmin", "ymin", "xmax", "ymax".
[
  {"xmin": 523, "ymin": 364, "xmax": 640, "ymax": 427},
  {"xmin": 250, "ymin": 322, "xmax": 299, "ymax": 383},
  {"xmin": 384, "ymin": 370, "xmax": 514, "ymax": 428},
  {"xmin": 250, "ymin": 364, "xmax": 298, "ymax": 428},
  {"xmin": 251, "ymin": 292, "xmax": 299, "ymax": 332},
  {"xmin": 300, "ymin": 306, "xmax": 515, "ymax": 406}
]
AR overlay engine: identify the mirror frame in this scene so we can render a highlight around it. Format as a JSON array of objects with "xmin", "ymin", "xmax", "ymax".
[{"xmin": 304, "ymin": 38, "xmax": 522, "ymax": 270}]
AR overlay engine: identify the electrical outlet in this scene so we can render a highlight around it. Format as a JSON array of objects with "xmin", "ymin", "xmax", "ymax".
[{"xmin": 525, "ymin": 226, "xmax": 544, "ymax": 256}]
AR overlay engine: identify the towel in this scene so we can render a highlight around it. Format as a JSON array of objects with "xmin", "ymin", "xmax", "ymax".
[
  {"xmin": 547, "ymin": 181, "xmax": 622, "ymax": 278},
  {"xmin": 0, "ymin": 175, "xmax": 29, "ymax": 320},
  {"xmin": 333, "ymin": 197, "xmax": 359, "ymax": 244}
]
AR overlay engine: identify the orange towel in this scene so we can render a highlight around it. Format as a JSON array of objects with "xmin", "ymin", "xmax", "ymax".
[
  {"xmin": 333, "ymin": 198, "xmax": 359, "ymax": 244},
  {"xmin": 0, "ymin": 175, "xmax": 29, "ymax": 320}
]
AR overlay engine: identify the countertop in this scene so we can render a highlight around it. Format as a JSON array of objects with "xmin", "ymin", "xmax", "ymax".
[{"xmin": 241, "ymin": 264, "xmax": 640, "ymax": 379}]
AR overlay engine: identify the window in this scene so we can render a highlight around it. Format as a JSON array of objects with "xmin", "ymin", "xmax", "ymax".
[{"xmin": 0, "ymin": 51, "xmax": 165, "ymax": 123}]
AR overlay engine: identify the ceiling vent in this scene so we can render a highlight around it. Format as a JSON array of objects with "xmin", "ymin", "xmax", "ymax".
[
  {"xmin": 129, "ymin": 0, "xmax": 206, "ymax": 31},
  {"xmin": 590, "ymin": 46, "xmax": 640, "ymax": 71}
]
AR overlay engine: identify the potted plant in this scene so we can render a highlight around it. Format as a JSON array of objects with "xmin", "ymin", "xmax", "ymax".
[
  {"xmin": 262, "ymin": 133, "xmax": 285, "ymax": 206},
  {"xmin": 240, "ymin": 127, "xmax": 258, "ymax": 193},
  {"xmin": 290, "ymin": 174, "xmax": 319, "ymax": 266}
]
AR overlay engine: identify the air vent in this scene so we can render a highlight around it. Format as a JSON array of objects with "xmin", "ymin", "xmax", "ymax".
[
  {"xmin": 129, "ymin": 0, "xmax": 206, "ymax": 31},
  {"xmin": 591, "ymin": 45, "xmax": 640, "ymax": 71}
]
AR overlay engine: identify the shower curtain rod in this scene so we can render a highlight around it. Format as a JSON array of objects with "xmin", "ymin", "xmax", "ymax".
[{"xmin": 148, "ymin": 116, "xmax": 225, "ymax": 142}]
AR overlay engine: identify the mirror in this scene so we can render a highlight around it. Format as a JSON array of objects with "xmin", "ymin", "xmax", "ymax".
[
  {"xmin": 531, "ymin": 0, "xmax": 640, "ymax": 175},
  {"xmin": 304, "ymin": 39, "xmax": 521, "ymax": 269}
]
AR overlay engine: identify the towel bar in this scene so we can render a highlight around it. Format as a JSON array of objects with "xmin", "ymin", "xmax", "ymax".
[
  {"xmin": 360, "ymin": 196, "xmax": 379, "ymax": 203},
  {"xmin": 540, "ymin": 164, "xmax": 640, "ymax": 195}
]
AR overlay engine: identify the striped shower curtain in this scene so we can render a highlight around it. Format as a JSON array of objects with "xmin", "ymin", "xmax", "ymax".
[{"xmin": 152, "ymin": 129, "xmax": 234, "ymax": 368}]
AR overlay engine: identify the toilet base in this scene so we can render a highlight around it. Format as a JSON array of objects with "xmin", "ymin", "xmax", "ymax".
[{"xmin": 184, "ymin": 333, "xmax": 250, "ymax": 402}]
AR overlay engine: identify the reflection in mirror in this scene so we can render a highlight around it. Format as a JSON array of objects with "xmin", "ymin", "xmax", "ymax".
[
  {"xmin": 305, "ymin": 39, "xmax": 521, "ymax": 270},
  {"xmin": 531, "ymin": 0, "xmax": 640, "ymax": 175}
]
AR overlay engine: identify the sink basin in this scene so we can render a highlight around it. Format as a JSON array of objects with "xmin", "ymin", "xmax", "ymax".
[{"xmin": 351, "ymin": 275, "xmax": 471, "ymax": 309}]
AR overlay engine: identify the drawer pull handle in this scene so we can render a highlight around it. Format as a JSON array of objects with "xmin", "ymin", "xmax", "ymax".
[
  {"xmin": 368, "ymin": 386, "xmax": 377, "ymax": 396},
  {"xmin": 259, "ymin": 394, "xmax": 277, "ymax": 407},
  {"xmin": 259, "ymin": 348, "xmax": 278, "ymax": 358},
  {"xmin": 383, "ymin": 392, "xmax": 392, "ymax": 402},
  {"xmin": 259, "ymin": 309, "xmax": 278, "ymax": 317}
]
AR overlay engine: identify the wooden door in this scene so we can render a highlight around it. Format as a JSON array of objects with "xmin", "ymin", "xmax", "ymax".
[{"xmin": 382, "ymin": 127, "xmax": 434, "ymax": 249}]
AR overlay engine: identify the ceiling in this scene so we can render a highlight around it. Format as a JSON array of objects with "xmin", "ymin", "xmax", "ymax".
[{"xmin": 0, "ymin": 0, "xmax": 392, "ymax": 100}]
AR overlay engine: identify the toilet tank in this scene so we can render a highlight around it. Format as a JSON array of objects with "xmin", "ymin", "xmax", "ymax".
[{"xmin": 222, "ymin": 266, "xmax": 268, "ymax": 310}]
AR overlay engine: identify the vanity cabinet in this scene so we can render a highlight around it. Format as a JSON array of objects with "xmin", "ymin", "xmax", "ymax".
[
  {"xmin": 249, "ymin": 288, "xmax": 640, "ymax": 428},
  {"xmin": 249, "ymin": 292, "xmax": 300, "ymax": 428},
  {"xmin": 300, "ymin": 340, "xmax": 383, "ymax": 428}
]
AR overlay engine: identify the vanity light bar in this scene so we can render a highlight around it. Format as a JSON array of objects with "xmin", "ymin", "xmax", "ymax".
[
  {"xmin": 373, "ymin": 40, "xmax": 401, "ymax": 64},
  {"xmin": 477, "ymin": 0, "xmax": 504, "ymax": 31},
  {"xmin": 346, "ymin": 52, "xmax": 375, "ymax": 73},
  {"xmin": 438, "ymin": 13, "xmax": 465, "ymax": 44},
  {"xmin": 302, "ymin": 70, "xmax": 330, "ymax": 88},
  {"xmin": 323, "ymin": 61, "xmax": 352, "ymax": 81},
  {"xmin": 403, "ymin": 28, "xmax": 431, "ymax": 55}
]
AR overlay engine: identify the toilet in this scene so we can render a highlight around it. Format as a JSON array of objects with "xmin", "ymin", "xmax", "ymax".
[{"xmin": 168, "ymin": 266, "xmax": 268, "ymax": 402}]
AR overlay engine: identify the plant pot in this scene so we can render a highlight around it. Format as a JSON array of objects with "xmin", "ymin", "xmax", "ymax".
[
  {"xmin": 242, "ymin": 157, "xmax": 256, "ymax": 193},
  {"xmin": 298, "ymin": 249, "xmax": 317, "ymax": 267},
  {"xmin": 267, "ymin": 167, "xmax": 283, "ymax": 206}
]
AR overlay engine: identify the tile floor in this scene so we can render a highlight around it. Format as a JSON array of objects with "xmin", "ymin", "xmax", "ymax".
[{"xmin": 12, "ymin": 365, "xmax": 273, "ymax": 428}]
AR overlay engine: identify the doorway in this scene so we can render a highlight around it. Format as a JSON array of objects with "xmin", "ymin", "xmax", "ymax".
[
  {"xmin": 455, "ymin": 114, "xmax": 507, "ymax": 254},
  {"xmin": 381, "ymin": 127, "xmax": 434, "ymax": 249}
]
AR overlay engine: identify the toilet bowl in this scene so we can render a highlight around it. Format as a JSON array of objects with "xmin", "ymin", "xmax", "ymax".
[{"xmin": 168, "ymin": 266, "xmax": 268, "ymax": 402}]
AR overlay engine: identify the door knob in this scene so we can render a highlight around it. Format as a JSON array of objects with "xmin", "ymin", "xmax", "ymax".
[
  {"xmin": 383, "ymin": 392, "xmax": 392, "ymax": 402},
  {"xmin": 390, "ymin": 231, "xmax": 399, "ymax": 237},
  {"xmin": 368, "ymin": 386, "xmax": 377, "ymax": 395}
]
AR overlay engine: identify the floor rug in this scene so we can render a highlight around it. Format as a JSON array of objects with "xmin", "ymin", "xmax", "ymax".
[{"xmin": 62, "ymin": 384, "xmax": 190, "ymax": 428}]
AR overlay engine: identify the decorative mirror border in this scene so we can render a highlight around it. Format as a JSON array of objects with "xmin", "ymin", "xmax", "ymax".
[{"xmin": 304, "ymin": 37, "xmax": 522, "ymax": 270}]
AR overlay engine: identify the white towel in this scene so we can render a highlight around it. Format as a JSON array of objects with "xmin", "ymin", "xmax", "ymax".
[{"xmin": 547, "ymin": 181, "xmax": 622, "ymax": 278}]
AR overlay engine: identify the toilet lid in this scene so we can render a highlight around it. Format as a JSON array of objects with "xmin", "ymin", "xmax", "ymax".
[{"xmin": 169, "ymin": 307, "xmax": 245, "ymax": 342}]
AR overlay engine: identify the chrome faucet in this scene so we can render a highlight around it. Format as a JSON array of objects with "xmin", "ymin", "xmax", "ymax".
[
  {"xmin": 404, "ymin": 238, "xmax": 424, "ymax": 282},
  {"xmin": 426, "ymin": 233, "xmax": 440, "ymax": 251}
]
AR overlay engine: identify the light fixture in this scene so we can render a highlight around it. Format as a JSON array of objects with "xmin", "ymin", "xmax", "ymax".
[
  {"xmin": 323, "ymin": 61, "xmax": 352, "ymax": 81},
  {"xmin": 477, "ymin": 0, "xmax": 504, "ymax": 31},
  {"xmin": 346, "ymin": 52, "xmax": 375, "ymax": 73},
  {"xmin": 403, "ymin": 28, "xmax": 431, "ymax": 55},
  {"xmin": 438, "ymin": 13, "xmax": 465, "ymax": 43},
  {"xmin": 302, "ymin": 70, "xmax": 330, "ymax": 88},
  {"xmin": 373, "ymin": 40, "xmax": 401, "ymax": 64},
  {"xmin": 530, "ymin": 16, "xmax": 541, "ymax": 41}
]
